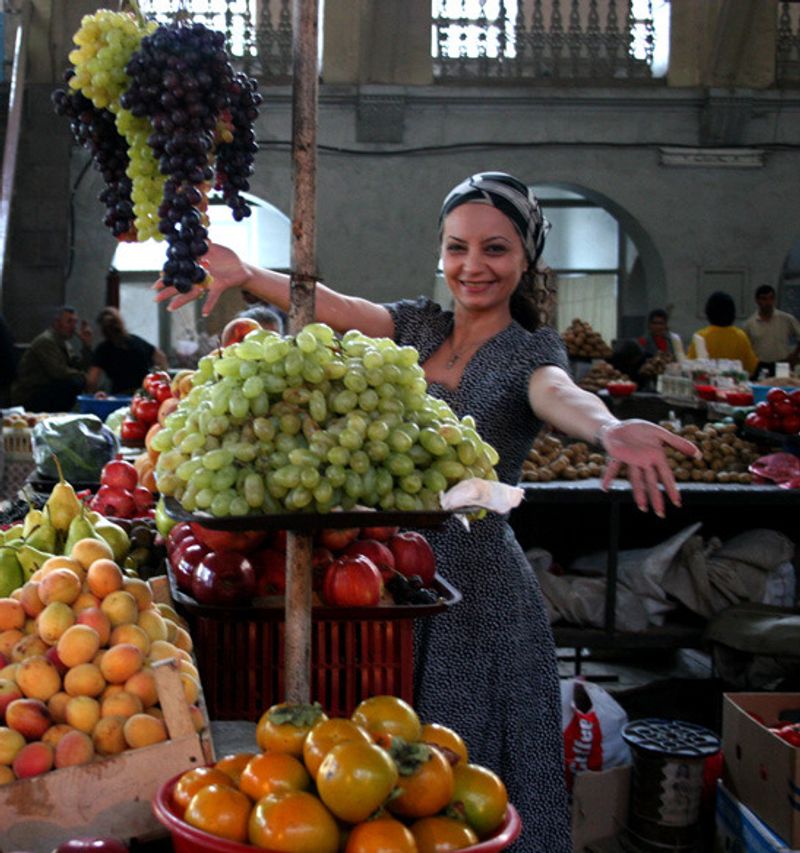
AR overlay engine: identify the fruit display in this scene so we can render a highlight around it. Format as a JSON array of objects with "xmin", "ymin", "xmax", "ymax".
[
  {"xmin": 52, "ymin": 9, "xmax": 261, "ymax": 292},
  {"xmin": 89, "ymin": 459, "xmax": 154, "ymax": 520},
  {"xmin": 153, "ymin": 324, "xmax": 500, "ymax": 517},
  {"xmin": 561, "ymin": 319, "xmax": 613, "ymax": 359},
  {"xmin": 521, "ymin": 435, "xmax": 605, "ymax": 483},
  {"xmin": 118, "ymin": 370, "xmax": 177, "ymax": 447},
  {"xmin": 745, "ymin": 387, "xmax": 800, "ymax": 435},
  {"xmin": 165, "ymin": 521, "xmax": 441, "ymax": 608},
  {"xmin": 638, "ymin": 351, "xmax": 674, "ymax": 380},
  {"xmin": 576, "ymin": 361, "xmax": 630, "ymax": 392},
  {"xmin": 0, "ymin": 537, "xmax": 205, "ymax": 785},
  {"xmin": 159, "ymin": 696, "xmax": 510, "ymax": 850}
]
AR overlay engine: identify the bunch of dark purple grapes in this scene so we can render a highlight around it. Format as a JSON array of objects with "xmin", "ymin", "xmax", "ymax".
[
  {"xmin": 52, "ymin": 70, "xmax": 135, "ymax": 239},
  {"xmin": 121, "ymin": 22, "xmax": 260, "ymax": 293},
  {"xmin": 215, "ymin": 72, "xmax": 262, "ymax": 221}
]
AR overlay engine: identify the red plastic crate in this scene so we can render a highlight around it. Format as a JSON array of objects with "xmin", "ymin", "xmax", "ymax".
[{"xmin": 187, "ymin": 614, "xmax": 414, "ymax": 721}]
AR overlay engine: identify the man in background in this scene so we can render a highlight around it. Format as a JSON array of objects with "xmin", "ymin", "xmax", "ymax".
[
  {"xmin": 638, "ymin": 308, "xmax": 685, "ymax": 360},
  {"xmin": 11, "ymin": 306, "xmax": 92, "ymax": 412},
  {"xmin": 743, "ymin": 285, "xmax": 800, "ymax": 377}
]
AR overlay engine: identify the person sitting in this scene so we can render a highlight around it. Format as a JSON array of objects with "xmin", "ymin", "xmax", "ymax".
[
  {"xmin": 743, "ymin": 284, "xmax": 800, "ymax": 377},
  {"xmin": 86, "ymin": 307, "xmax": 168, "ymax": 395},
  {"xmin": 687, "ymin": 291, "xmax": 759, "ymax": 377},
  {"xmin": 11, "ymin": 305, "xmax": 92, "ymax": 412},
  {"xmin": 638, "ymin": 308, "xmax": 685, "ymax": 360}
]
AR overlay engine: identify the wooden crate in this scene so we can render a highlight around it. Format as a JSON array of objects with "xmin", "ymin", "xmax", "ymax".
[{"xmin": 0, "ymin": 660, "xmax": 212, "ymax": 852}]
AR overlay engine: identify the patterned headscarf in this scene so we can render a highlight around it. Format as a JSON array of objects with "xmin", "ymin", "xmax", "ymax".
[{"xmin": 438, "ymin": 172, "xmax": 550, "ymax": 265}]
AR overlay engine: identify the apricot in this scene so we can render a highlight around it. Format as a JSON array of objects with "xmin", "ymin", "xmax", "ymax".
[
  {"xmin": 37, "ymin": 569, "xmax": 82, "ymax": 606},
  {"xmin": 124, "ymin": 669, "xmax": 159, "ymax": 708},
  {"xmin": 0, "ymin": 663, "xmax": 19, "ymax": 682},
  {"xmin": 54, "ymin": 729, "xmax": 94, "ymax": 768},
  {"xmin": 47, "ymin": 691, "xmax": 72, "ymax": 724},
  {"xmin": 5, "ymin": 698, "xmax": 51, "ymax": 740},
  {"xmin": 36, "ymin": 601, "xmax": 76, "ymax": 645},
  {"xmin": 40, "ymin": 555, "xmax": 85, "ymax": 581},
  {"xmin": 100, "ymin": 590, "xmax": 138, "ymax": 628},
  {"xmin": 92, "ymin": 715, "xmax": 127, "ymax": 756},
  {"xmin": 65, "ymin": 695, "xmax": 101, "ymax": 734},
  {"xmin": 0, "ymin": 678, "xmax": 23, "ymax": 718},
  {"xmin": 63, "ymin": 662, "xmax": 106, "ymax": 698},
  {"xmin": 173, "ymin": 625, "xmax": 193, "ymax": 654},
  {"xmin": 0, "ymin": 598, "xmax": 25, "ymax": 631},
  {"xmin": 137, "ymin": 609, "xmax": 168, "ymax": 643},
  {"xmin": 99, "ymin": 643, "xmax": 143, "ymax": 684},
  {"xmin": 101, "ymin": 690, "xmax": 143, "ymax": 720},
  {"xmin": 12, "ymin": 740, "xmax": 54, "ymax": 778},
  {"xmin": 144, "ymin": 705, "xmax": 164, "ymax": 720},
  {"xmin": 178, "ymin": 659, "xmax": 199, "ymax": 681},
  {"xmin": 188, "ymin": 704, "xmax": 206, "ymax": 733},
  {"xmin": 71, "ymin": 590, "xmax": 101, "ymax": 613},
  {"xmin": 0, "ymin": 629, "xmax": 24, "ymax": 658},
  {"xmin": 180, "ymin": 673, "xmax": 200, "ymax": 705},
  {"xmin": 0, "ymin": 765, "xmax": 15, "ymax": 784},
  {"xmin": 109, "ymin": 623, "xmax": 150, "ymax": 655},
  {"xmin": 148, "ymin": 640, "xmax": 181, "ymax": 663},
  {"xmin": 11, "ymin": 633, "xmax": 49, "ymax": 662},
  {"xmin": 0, "ymin": 726, "xmax": 25, "ymax": 764},
  {"xmin": 85, "ymin": 557, "xmax": 123, "ymax": 598},
  {"xmin": 17, "ymin": 582, "xmax": 45, "ymax": 618},
  {"xmin": 123, "ymin": 577, "xmax": 153, "ymax": 610},
  {"xmin": 76, "ymin": 607, "xmax": 111, "ymax": 646},
  {"xmin": 71, "ymin": 539, "xmax": 114, "ymax": 571},
  {"xmin": 15, "ymin": 655, "xmax": 61, "ymax": 701},
  {"xmin": 57, "ymin": 624, "xmax": 101, "ymax": 668},
  {"xmin": 42, "ymin": 723, "xmax": 75, "ymax": 748},
  {"xmin": 123, "ymin": 713, "xmax": 167, "ymax": 749}
]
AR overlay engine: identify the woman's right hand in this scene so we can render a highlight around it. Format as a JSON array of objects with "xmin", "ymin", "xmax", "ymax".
[{"xmin": 152, "ymin": 242, "xmax": 252, "ymax": 316}]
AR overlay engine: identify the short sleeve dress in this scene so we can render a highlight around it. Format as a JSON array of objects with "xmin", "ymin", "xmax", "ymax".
[{"xmin": 386, "ymin": 297, "xmax": 572, "ymax": 853}]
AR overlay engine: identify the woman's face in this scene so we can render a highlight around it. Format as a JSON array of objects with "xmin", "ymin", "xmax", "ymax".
[{"xmin": 441, "ymin": 203, "xmax": 528, "ymax": 315}]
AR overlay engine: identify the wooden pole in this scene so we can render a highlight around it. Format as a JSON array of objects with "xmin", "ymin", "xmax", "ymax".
[{"xmin": 284, "ymin": 0, "xmax": 319, "ymax": 706}]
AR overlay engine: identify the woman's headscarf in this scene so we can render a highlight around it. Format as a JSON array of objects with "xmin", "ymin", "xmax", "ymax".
[{"xmin": 438, "ymin": 172, "xmax": 549, "ymax": 266}]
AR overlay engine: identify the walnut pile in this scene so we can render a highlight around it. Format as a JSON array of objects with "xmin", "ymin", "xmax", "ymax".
[
  {"xmin": 521, "ymin": 434, "xmax": 606, "ymax": 482},
  {"xmin": 577, "ymin": 361, "xmax": 630, "ymax": 392},
  {"xmin": 638, "ymin": 351, "xmax": 674, "ymax": 378},
  {"xmin": 561, "ymin": 319, "xmax": 613, "ymax": 359}
]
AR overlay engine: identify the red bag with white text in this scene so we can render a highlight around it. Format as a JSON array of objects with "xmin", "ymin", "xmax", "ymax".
[{"xmin": 561, "ymin": 678, "xmax": 631, "ymax": 789}]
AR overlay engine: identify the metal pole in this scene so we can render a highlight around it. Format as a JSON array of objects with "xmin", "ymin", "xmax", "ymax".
[{"xmin": 284, "ymin": 0, "xmax": 318, "ymax": 706}]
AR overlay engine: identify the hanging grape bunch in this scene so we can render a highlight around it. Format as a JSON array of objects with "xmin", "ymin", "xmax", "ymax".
[
  {"xmin": 153, "ymin": 325, "xmax": 500, "ymax": 517},
  {"xmin": 52, "ymin": 7, "xmax": 262, "ymax": 293}
]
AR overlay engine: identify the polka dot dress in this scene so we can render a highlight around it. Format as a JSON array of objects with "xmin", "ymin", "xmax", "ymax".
[{"xmin": 387, "ymin": 297, "xmax": 572, "ymax": 853}]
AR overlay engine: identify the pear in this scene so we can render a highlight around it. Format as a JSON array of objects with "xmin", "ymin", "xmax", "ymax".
[
  {"xmin": 22, "ymin": 505, "xmax": 45, "ymax": 538},
  {"xmin": 24, "ymin": 506, "xmax": 58, "ymax": 554},
  {"xmin": 16, "ymin": 544, "xmax": 55, "ymax": 580},
  {"xmin": 93, "ymin": 518, "xmax": 131, "ymax": 564},
  {"xmin": 0, "ymin": 548, "xmax": 24, "ymax": 597},
  {"xmin": 64, "ymin": 504, "xmax": 97, "ymax": 556},
  {"xmin": 2, "ymin": 524, "xmax": 24, "ymax": 543},
  {"xmin": 46, "ymin": 455, "xmax": 81, "ymax": 533}
]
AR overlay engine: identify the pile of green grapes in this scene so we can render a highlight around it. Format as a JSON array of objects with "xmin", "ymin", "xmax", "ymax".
[{"xmin": 153, "ymin": 325, "xmax": 499, "ymax": 517}]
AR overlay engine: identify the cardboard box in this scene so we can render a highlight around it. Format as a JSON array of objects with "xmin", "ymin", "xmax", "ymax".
[
  {"xmin": 722, "ymin": 692, "xmax": 800, "ymax": 849},
  {"xmin": 716, "ymin": 781, "xmax": 799, "ymax": 853},
  {"xmin": 572, "ymin": 764, "xmax": 631, "ymax": 852}
]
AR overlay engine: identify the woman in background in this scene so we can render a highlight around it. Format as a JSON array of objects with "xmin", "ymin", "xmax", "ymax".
[{"xmin": 687, "ymin": 291, "xmax": 758, "ymax": 377}]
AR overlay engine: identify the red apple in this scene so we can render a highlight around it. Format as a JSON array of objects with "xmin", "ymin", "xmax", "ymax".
[
  {"xmin": 250, "ymin": 547, "xmax": 287, "ymax": 596},
  {"xmin": 322, "ymin": 555, "xmax": 383, "ymax": 607},
  {"xmin": 311, "ymin": 547, "xmax": 334, "ymax": 591},
  {"xmin": 190, "ymin": 523, "xmax": 267, "ymax": 554},
  {"xmin": 360, "ymin": 525, "xmax": 399, "ymax": 542},
  {"xmin": 388, "ymin": 532, "xmax": 436, "ymax": 586},
  {"xmin": 317, "ymin": 527, "xmax": 360, "ymax": 553},
  {"xmin": 100, "ymin": 459, "xmax": 138, "ymax": 492},
  {"xmin": 169, "ymin": 535, "xmax": 202, "ymax": 570},
  {"xmin": 173, "ymin": 543, "xmax": 209, "ymax": 594},
  {"xmin": 221, "ymin": 317, "xmax": 262, "ymax": 347},
  {"xmin": 343, "ymin": 539, "xmax": 395, "ymax": 583},
  {"xmin": 191, "ymin": 552, "xmax": 256, "ymax": 606},
  {"xmin": 53, "ymin": 838, "xmax": 129, "ymax": 852},
  {"xmin": 167, "ymin": 522, "xmax": 194, "ymax": 554}
]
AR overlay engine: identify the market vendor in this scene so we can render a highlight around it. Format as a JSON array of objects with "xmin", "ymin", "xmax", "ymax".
[
  {"xmin": 743, "ymin": 284, "xmax": 800, "ymax": 377},
  {"xmin": 11, "ymin": 305, "xmax": 92, "ymax": 412},
  {"xmin": 687, "ymin": 291, "xmax": 759, "ymax": 378},
  {"xmin": 155, "ymin": 171, "xmax": 700, "ymax": 852},
  {"xmin": 638, "ymin": 308, "xmax": 685, "ymax": 360}
]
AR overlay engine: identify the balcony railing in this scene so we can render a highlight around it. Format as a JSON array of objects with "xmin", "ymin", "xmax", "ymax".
[{"xmin": 778, "ymin": 0, "xmax": 800, "ymax": 85}]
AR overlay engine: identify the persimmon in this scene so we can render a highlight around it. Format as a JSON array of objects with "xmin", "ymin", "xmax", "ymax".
[
  {"xmin": 450, "ymin": 763, "xmax": 508, "ymax": 837},
  {"xmin": 173, "ymin": 766, "xmax": 235, "ymax": 811},
  {"xmin": 345, "ymin": 815, "xmax": 417, "ymax": 853},
  {"xmin": 421, "ymin": 722, "xmax": 469, "ymax": 766},
  {"xmin": 248, "ymin": 790, "xmax": 339, "ymax": 853},
  {"xmin": 214, "ymin": 751, "xmax": 257, "ymax": 786},
  {"xmin": 302, "ymin": 717, "xmax": 372, "ymax": 778},
  {"xmin": 388, "ymin": 742, "xmax": 454, "ymax": 818},
  {"xmin": 255, "ymin": 702, "xmax": 327, "ymax": 756},
  {"xmin": 351, "ymin": 695, "xmax": 422, "ymax": 743},
  {"xmin": 183, "ymin": 783, "xmax": 251, "ymax": 843},
  {"xmin": 410, "ymin": 815, "xmax": 478, "ymax": 852},
  {"xmin": 239, "ymin": 751, "xmax": 311, "ymax": 801}
]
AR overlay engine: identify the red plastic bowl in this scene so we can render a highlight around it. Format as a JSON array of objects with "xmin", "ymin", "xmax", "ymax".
[
  {"xmin": 694, "ymin": 384, "xmax": 718, "ymax": 401},
  {"xmin": 722, "ymin": 390, "xmax": 754, "ymax": 407},
  {"xmin": 606, "ymin": 381, "xmax": 637, "ymax": 397},
  {"xmin": 153, "ymin": 770, "xmax": 522, "ymax": 853}
]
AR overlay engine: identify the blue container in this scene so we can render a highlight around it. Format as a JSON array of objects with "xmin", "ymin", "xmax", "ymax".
[
  {"xmin": 750, "ymin": 385, "xmax": 797, "ymax": 405},
  {"xmin": 77, "ymin": 394, "xmax": 132, "ymax": 421}
]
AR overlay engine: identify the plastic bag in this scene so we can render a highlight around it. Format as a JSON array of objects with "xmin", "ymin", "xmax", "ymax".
[
  {"xmin": 561, "ymin": 678, "xmax": 631, "ymax": 789},
  {"xmin": 32, "ymin": 414, "xmax": 119, "ymax": 483}
]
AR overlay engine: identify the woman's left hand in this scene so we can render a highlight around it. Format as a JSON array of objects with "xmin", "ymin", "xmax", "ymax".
[{"xmin": 598, "ymin": 419, "xmax": 701, "ymax": 518}]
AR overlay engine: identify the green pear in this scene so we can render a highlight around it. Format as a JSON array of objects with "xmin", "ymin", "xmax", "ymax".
[
  {"xmin": 64, "ymin": 504, "xmax": 97, "ymax": 557},
  {"xmin": 15, "ymin": 544, "xmax": 55, "ymax": 579},
  {"xmin": 22, "ymin": 507, "xmax": 45, "ymax": 538},
  {"xmin": 46, "ymin": 455, "xmax": 81, "ymax": 533},
  {"xmin": 0, "ymin": 548, "xmax": 24, "ymax": 596},
  {"xmin": 93, "ymin": 519, "xmax": 131, "ymax": 564},
  {"xmin": 25, "ymin": 507, "xmax": 58, "ymax": 554},
  {"xmin": 2, "ymin": 524, "xmax": 24, "ymax": 543}
]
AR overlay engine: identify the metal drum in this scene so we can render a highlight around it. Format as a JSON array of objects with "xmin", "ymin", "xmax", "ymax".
[{"xmin": 620, "ymin": 718, "xmax": 720, "ymax": 853}]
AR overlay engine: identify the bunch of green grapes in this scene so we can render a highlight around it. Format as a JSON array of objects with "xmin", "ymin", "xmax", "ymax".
[
  {"xmin": 153, "ymin": 324, "xmax": 499, "ymax": 517},
  {"xmin": 65, "ymin": 10, "xmax": 163, "ymax": 240}
]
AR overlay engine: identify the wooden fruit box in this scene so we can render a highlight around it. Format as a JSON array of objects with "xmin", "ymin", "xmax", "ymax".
[{"xmin": 0, "ymin": 660, "xmax": 213, "ymax": 852}]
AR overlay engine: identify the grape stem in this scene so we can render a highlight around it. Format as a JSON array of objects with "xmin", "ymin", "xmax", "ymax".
[{"xmin": 118, "ymin": 0, "xmax": 146, "ymax": 29}]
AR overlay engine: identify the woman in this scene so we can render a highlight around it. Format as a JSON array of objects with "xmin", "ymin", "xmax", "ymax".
[
  {"xmin": 687, "ymin": 291, "xmax": 758, "ymax": 377},
  {"xmin": 87, "ymin": 306, "xmax": 168, "ymax": 394},
  {"xmin": 155, "ymin": 172, "xmax": 698, "ymax": 851},
  {"xmin": 638, "ymin": 308, "xmax": 685, "ymax": 360}
]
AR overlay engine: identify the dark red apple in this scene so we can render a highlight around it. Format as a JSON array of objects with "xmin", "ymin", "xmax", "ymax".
[
  {"xmin": 343, "ymin": 539, "xmax": 395, "ymax": 583},
  {"xmin": 360, "ymin": 525, "xmax": 399, "ymax": 542},
  {"xmin": 190, "ymin": 523, "xmax": 267, "ymax": 554},
  {"xmin": 322, "ymin": 555, "xmax": 383, "ymax": 607},
  {"xmin": 191, "ymin": 552, "xmax": 256, "ymax": 606},
  {"xmin": 169, "ymin": 535, "xmax": 202, "ymax": 570},
  {"xmin": 173, "ymin": 542, "xmax": 209, "ymax": 594},
  {"xmin": 311, "ymin": 546, "xmax": 334, "ymax": 591},
  {"xmin": 250, "ymin": 547, "xmax": 287, "ymax": 596},
  {"xmin": 272, "ymin": 529, "xmax": 288, "ymax": 552},
  {"xmin": 318, "ymin": 527, "xmax": 360, "ymax": 553},
  {"xmin": 52, "ymin": 838, "xmax": 129, "ymax": 853},
  {"xmin": 166, "ymin": 522, "xmax": 194, "ymax": 554},
  {"xmin": 221, "ymin": 317, "xmax": 261, "ymax": 347},
  {"xmin": 100, "ymin": 459, "xmax": 139, "ymax": 492},
  {"xmin": 388, "ymin": 531, "xmax": 436, "ymax": 586}
]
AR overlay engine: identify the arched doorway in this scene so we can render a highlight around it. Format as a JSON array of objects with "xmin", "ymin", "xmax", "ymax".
[{"xmin": 779, "ymin": 237, "xmax": 800, "ymax": 319}]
